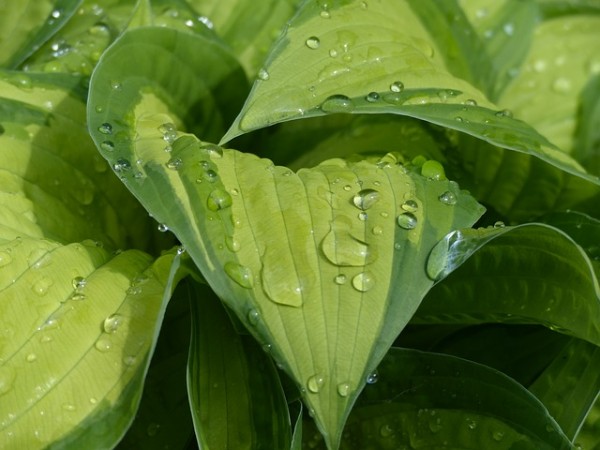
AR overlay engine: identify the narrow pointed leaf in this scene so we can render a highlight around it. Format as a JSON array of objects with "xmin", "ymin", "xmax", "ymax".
[
  {"xmin": 187, "ymin": 279, "xmax": 292, "ymax": 449},
  {"xmin": 0, "ymin": 0, "xmax": 82, "ymax": 69},
  {"xmin": 0, "ymin": 242, "xmax": 182, "ymax": 448},
  {"xmin": 418, "ymin": 224, "xmax": 600, "ymax": 346},
  {"xmin": 573, "ymin": 75, "xmax": 600, "ymax": 176},
  {"xmin": 529, "ymin": 338, "xmax": 600, "ymax": 439}
]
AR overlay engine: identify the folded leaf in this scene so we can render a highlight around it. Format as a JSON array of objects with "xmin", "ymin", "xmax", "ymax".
[{"xmin": 419, "ymin": 223, "xmax": 600, "ymax": 346}]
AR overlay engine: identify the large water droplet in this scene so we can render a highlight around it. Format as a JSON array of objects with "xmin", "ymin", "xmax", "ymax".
[
  {"xmin": 224, "ymin": 262, "xmax": 254, "ymax": 289},
  {"xmin": 321, "ymin": 94, "xmax": 354, "ymax": 113},
  {"xmin": 207, "ymin": 189, "xmax": 233, "ymax": 211},
  {"xmin": 352, "ymin": 271, "xmax": 375, "ymax": 292},
  {"xmin": 247, "ymin": 309, "xmax": 260, "ymax": 326},
  {"xmin": 438, "ymin": 191, "xmax": 457, "ymax": 205},
  {"xmin": 365, "ymin": 92, "xmax": 380, "ymax": 102},
  {"xmin": 103, "ymin": 314, "xmax": 123, "ymax": 334},
  {"xmin": 421, "ymin": 160, "xmax": 446, "ymax": 180},
  {"xmin": 307, "ymin": 374, "xmax": 325, "ymax": 393},
  {"xmin": 337, "ymin": 382, "xmax": 350, "ymax": 397},
  {"xmin": 352, "ymin": 189, "xmax": 380, "ymax": 210},
  {"xmin": 305, "ymin": 36, "xmax": 321, "ymax": 49},
  {"xmin": 321, "ymin": 219, "xmax": 376, "ymax": 266},
  {"xmin": 397, "ymin": 212, "xmax": 417, "ymax": 230}
]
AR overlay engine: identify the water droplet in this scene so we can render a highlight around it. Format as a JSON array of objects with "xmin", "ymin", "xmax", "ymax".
[
  {"xmin": 438, "ymin": 191, "xmax": 457, "ymax": 205},
  {"xmin": 32, "ymin": 278, "xmax": 53, "ymax": 296},
  {"xmin": 390, "ymin": 81, "xmax": 404, "ymax": 93},
  {"xmin": 552, "ymin": 77, "xmax": 571, "ymax": 94},
  {"xmin": 421, "ymin": 160, "xmax": 446, "ymax": 180},
  {"xmin": 334, "ymin": 274, "xmax": 347, "ymax": 285},
  {"xmin": 207, "ymin": 189, "xmax": 233, "ymax": 211},
  {"xmin": 307, "ymin": 374, "xmax": 325, "ymax": 393},
  {"xmin": 365, "ymin": 92, "xmax": 380, "ymax": 102},
  {"xmin": 224, "ymin": 262, "xmax": 254, "ymax": 289},
  {"xmin": 26, "ymin": 353, "xmax": 37, "ymax": 363},
  {"xmin": 113, "ymin": 158, "xmax": 131, "ymax": 173},
  {"xmin": 321, "ymin": 219, "xmax": 376, "ymax": 266},
  {"xmin": 464, "ymin": 99, "xmax": 477, "ymax": 106},
  {"xmin": 257, "ymin": 68, "xmax": 270, "ymax": 80},
  {"xmin": 495, "ymin": 109, "xmax": 513, "ymax": 118},
  {"xmin": 401, "ymin": 199, "xmax": 418, "ymax": 212},
  {"xmin": 97, "ymin": 123, "xmax": 112, "ymax": 134},
  {"xmin": 200, "ymin": 143, "xmax": 224, "ymax": 158},
  {"xmin": 466, "ymin": 417, "xmax": 477, "ymax": 430},
  {"xmin": 95, "ymin": 339, "xmax": 111, "ymax": 352},
  {"xmin": 0, "ymin": 251, "xmax": 12, "ymax": 268},
  {"xmin": 305, "ymin": 36, "xmax": 321, "ymax": 49},
  {"xmin": 366, "ymin": 370, "xmax": 378, "ymax": 384},
  {"xmin": 372, "ymin": 225, "xmax": 383, "ymax": 235},
  {"xmin": 72, "ymin": 276, "xmax": 86, "ymax": 290},
  {"xmin": 247, "ymin": 309, "xmax": 260, "ymax": 326},
  {"xmin": 337, "ymin": 382, "xmax": 350, "ymax": 397},
  {"xmin": 0, "ymin": 367, "xmax": 15, "ymax": 395},
  {"xmin": 202, "ymin": 169, "xmax": 219, "ymax": 183},
  {"xmin": 352, "ymin": 271, "xmax": 375, "ymax": 292},
  {"xmin": 503, "ymin": 22, "xmax": 514, "ymax": 35},
  {"xmin": 397, "ymin": 212, "xmax": 417, "ymax": 230},
  {"xmin": 225, "ymin": 236, "xmax": 241, "ymax": 252},
  {"xmin": 99, "ymin": 140, "xmax": 115, "ymax": 152},
  {"xmin": 321, "ymin": 94, "xmax": 354, "ymax": 113},
  {"xmin": 62, "ymin": 403, "xmax": 76, "ymax": 412},
  {"xmin": 103, "ymin": 314, "xmax": 123, "ymax": 334},
  {"xmin": 491, "ymin": 430, "xmax": 505, "ymax": 441},
  {"xmin": 165, "ymin": 157, "xmax": 182, "ymax": 170},
  {"xmin": 320, "ymin": 5, "xmax": 331, "ymax": 18},
  {"xmin": 352, "ymin": 189, "xmax": 380, "ymax": 210},
  {"xmin": 157, "ymin": 223, "xmax": 169, "ymax": 232},
  {"xmin": 110, "ymin": 80, "xmax": 122, "ymax": 90},
  {"xmin": 51, "ymin": 9, "xmax": 62, "ymax": 19},
  {"xmin": 493, "ymin": 221, "xmax": 505, "ymax": 228}
]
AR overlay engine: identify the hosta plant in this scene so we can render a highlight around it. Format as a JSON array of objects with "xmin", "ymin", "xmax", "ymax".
[{"xmin": 1, "ymin": 0, "xmax": 599, "ymax": 449}]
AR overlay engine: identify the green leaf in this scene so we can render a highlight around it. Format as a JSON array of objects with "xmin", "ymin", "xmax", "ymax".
[
  {"xmin": 0, "ymin": 70, "xmax": 154, "ymax": 249},
  {"xmin": 186, "ymin": 0, "xmax": 301, "ymax": 77},
  {"xmin": 0, "ymin": 242, "xmax": 182, "ymax": 448},
  {"xmin": 573, "ymin": 74, "xmax": 600, "ymax": 176},
  {"xmin": 0, "ymin": 0, "xmax": 82, "ymax": 69},
  {"xmin": 305, "ymin": 347, "xmax": 573, "ymax": 449},
  {"xmin": 116, "ymin": 273, "xmax": 194, "ymax": 449},
  {"xmin": 187, "ymin": 279, "xmax": 292, "ymax": 449},
  {"xmin": 498, "ymin": 13, "xmax": 600, "ymax": 155},
  {"xmin": 575, "ymin": 395, "xmax": 600, "ymax": 450},
  {"xmin": 418, "ymin": 223, "xmax": 600, "ymax": 346},
  {"xmin": 529, "ymin": 338, "xmax": 600, "ymax": 440}
]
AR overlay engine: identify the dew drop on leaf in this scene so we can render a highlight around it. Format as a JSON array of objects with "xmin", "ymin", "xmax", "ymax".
[
  {"xmin": 247, "ymin": 309, "xmax": 259, "ymax": 326},
  {"xmin": 97, "ymin": 122, "xmax": 112, "ymax": 134},
  {"xmin": 495, "ymin": 109, "xmax": 513, "ymax": 118},
  {"xmin": 397, "ymin": 212, "xmax": 417, "ymax": 230},
  {"xmin": 224, "ymin": 262, "xmax": 254, "ymax": 289},
  {"xmin": 352, "ymin": 188, "xmax": 380, "ymax": 210},
  {"xmin": 31, "ymin": 278, "xmax": 53, "ymax": 296},
  {"xmin": 200, "ymin": 143, "xmax": 224, "ymax": 158},
  {"xmin": 351, "ymin": 271, "xmax": 375, "ymax": 292},
  {"xmin": 207, "ymin": 189, "xmax": 233, "ymax": 211},
  {"xmin": 337, "ymin": 382, "xmax": 350, "ymax": 397},
  {"xmin": 438, "ymin": 191, "xmax": 457, "ymax": 205},
  {"xmin": 491, "ymin": 430, "xmax": 505, "ymax": 442},
  {"xmin": 365, "ymin": 92, "xmax": 380, "ymax": 102},
  {"xmin": 95, "ymin": 339, "xmax": 111, "ymax": 352},
  {"xmin": 390, "ymin": 81, "xmax": 404, "ymax": 93},
  {"xmin": 421, "ymin": 160, "xmax": 446, "ymax": 180},
  {"xmin": 203, "ymin": 169, "xmax": 219, "ymax": 183},
  {"xmin": 401, "ymin": 199, "xmax": 418, "ymax": 212},
  {"xmin": 72, "ymin": 276, "xmax": 86, "ymax": 290},
  {"xmin": 113, "ymin": 158, "xmax": 131, "ymax": 173},
  {"xmin": 305, "ymin": 36, "xmax": 321, "ymax": 49},
  {"xmin": 334, "ymin": 274, "xmax": 347, "ymax": 285},
  {"xmin": 103, "ymin": 314, "xmax": 123, "ymax": 334},
  {"xmin": 321, "ymin": 94, "xmax": 354, "ymax": 113},
  {"xmin": 0, "ymin": 251, "xmax": 11, "ymax": 267},
  {"xmin": 165, "ymin": 157, "xmax": 182, "ymax": 170},
  {"xmin": 366, "ymin": 370, "xmax": 378, "ymax": 384},
  {"xmin": 157, "ymin": 223, "xmax": 169, "ymax": 232},
  {"xmin": 26, "ymin": 353, "xmax": 37, "ymax": 363},
  {"xmin": 380, "ymin": 424, "xmax": 393, "ymax": 437},
  {"xmin": 307, "ymin": 374, "xmax": 325, "ymax": 393},
  {"xmin": 321, "ymin": 220, "xmax": 375, "ymax": 266},
  {"xmin": 257, "ymin": 68, "xmax": 270, "ymax": 80}
]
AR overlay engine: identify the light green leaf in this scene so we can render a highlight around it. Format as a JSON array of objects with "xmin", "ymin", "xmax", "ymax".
[
  {"xmin": 499, "ymin": 13, "xmax": 600, "ymax": 155},
  {"xmin": 187, "ymin": 279, "xmax": 292, "ymax": 449},
  {"xmin": 418, "ymin": 223, "xmax": 600, "ymax": 346},
  {"xmin": 0, "ymin": 70, "xmax": 154, "ymax": 249},
  {"xmin": 116, "ymin": 273, "xmax": 194, "ymax": 449},
  {"xmin": 573, "ymin": 75, "xmax": 600, "ymax": 175},
  {"xmin": 575, "ymin": 394, "xmax": 600, "ymax": 450},
  {"xmin": 0, "ymin": 242, "xmax": 182, "ymax": 448},
  {"xmin": 305, "ymin": 347, "xmax": 573, "ymax": 449},
  {"xmin": 0, "ymin": 0, "xmax": 82, "ymax": 69},
  {"xmin": 186, "ymin": 0, "xmax": 300, "ymax": 77},
  {"xmin": 529, "ymin": 338, "xmax": 600, "ymax": 440}
]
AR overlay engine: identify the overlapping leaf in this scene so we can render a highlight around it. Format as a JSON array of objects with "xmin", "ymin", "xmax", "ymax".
[{"xmin": 87, "ymin": 25, "xmax": 485, "ymax": 449}]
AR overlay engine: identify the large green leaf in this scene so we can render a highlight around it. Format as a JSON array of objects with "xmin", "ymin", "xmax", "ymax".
[
  {"xmin": 187, "ymin": 278, "xmax": 292, "ymax": 449},
  {"xmin": 418, "ymin": 223, "xmax": 600, "ymax": 346},
  {"xmin": 0, "ymin": 0, "xmax": 82, "ymax": 69},
  {"xmin": 576, "ymin": 395, "xmax": 600, "ymax": 450},
  {"xmin": 304, "ymin": 347, "xmax": 573, "ymax": 449},
  {"xmin": 0, "ymin": 241, "xmax": 182, "ymax": 448}
]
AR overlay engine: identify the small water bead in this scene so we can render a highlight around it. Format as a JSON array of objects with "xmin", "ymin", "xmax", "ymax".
[
  {"xmin": 225, "ymin": 236, "xmax": 240, "ymax": 252},
  {"xmin": 165, "ymin": 157, "xmax": 182, "ymax": 170},
  {"xmin": 438, "ymin": 191, "xmax": 457, "ymax": 205},
  {"xmin": 366, "ymin": 370, "xmax": 379, "ymax": 384},
  {"xmin": 224, "ymin": 262, "xmax": 254, "ymax": 289},
  {"xmin": 334, "ymin": 274, "xmax": 347, "ymax": 285},
  {"xmin": 72, "ymin": 276, "xmax": 86, "ymax": 290},
  {"xmin": 365, "ymin": 92, "xmax": 380, "ymax": 102},
  {"xmin": 100, "ymin": 140, "xmax": 114, "ymax": 152},
  {"xmin": 397, "ymin": 212, "xmax": 417, "ymax": 230},
  {"xmin": 380, "ymin": 424, "xmax": 393, "ymax": 438},
  {"xmin": 95, "ymin": 339, "xmax": 111, "ymax": 352},
  {"xmin": 552, "ymin": 77, "xmax": 572, "ymax": 94},
  {"xmin": 247, "ymin": 309, "xmax": 260, "ymax": 326},
  {"xmin": 0, "ymin": 251, "xmax": 12, "ymax": 268},
  {"xmin": 113, "ymin": 158, "xmax": 131, "ymax": 173},
  {"xmin": 157, "ymin": 223, "xmax": 169, "ymax": 232},
  {"xmin": 401, "ymin": 199, "xmax": 418, "ymax": 213},
  {"xmin": 464, "ymin": 98, "xmax": 477, "ymax": 106},
  {"xmin": 352, "ymin": 188, "xmax": 380, "ymax": 210},
  {"xmin": 372, "ymin": 226, "xmax": 383, "ymax": 236},
  {"xmin": 32, "ymin": 278, "xmax": 53, "ymax": 296},
  {"xmin": 358, "ymin": 212, "xmax": 367, "ymax": 221},
  {"xmin": 466, "ymin": 418, "xmax": 477, "ymax": 430},
  {"xmin": 307, "ymin": 374, "xmax": 325, "ymax": 393},
  {"xmin": 207, "ymin": 189, "xmax": 233, "ymax": 211},
  {"xmin": 305, "ymin": 36, "xmax": 321, "ymax": 49},
  {"xmin": 110, "ymin": 80, "xmax": 122, "ymax": 91},
  {"xmin": 503, "ymin": 22, "xmax": 515, "ymax": 36},
  {"xmin": 495, "ymin": 108, "xmax": 513, "ymax": 118},
  {"xmin": 97, "ymin": 123, "xmax": 112, "ymax": 134},
  {"xmin": 201, "ymin": 143, "xmax": 224, "ymax": 158},
  {"xmin": 328, "ymin": 48, "xmax": 338, "ymax": 58},
  {"xmin": 390, "ymin": 81, "xmax": 404, "ymax": 93},
  {"xmin": 337, "ymin": 382, "xmax": 350, "ymax": 397},
  {"xmin": 491, "ymin": 430, "xmax": 505, "ymax": 442},
  {"xmin": 26, "ymin": 353, "xmax": 37, "ymax": 363},
  {"xmin": 69, "ymin": 292, "xmax": 86, "ymax": 301},
  {"xmin": 321, "ymin": 94, "xmax": 354, "ymax": 113},
  {"xmin": 351, "ymin": 271, "xmax": 375, "ymax": 292},
  {"xmin": 257, "ymin": 68, "xmax": 270, "ymax": 80},
  {"xmin": 103, "ymin": 314, "xmax": 123, "ymax": 334}
]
